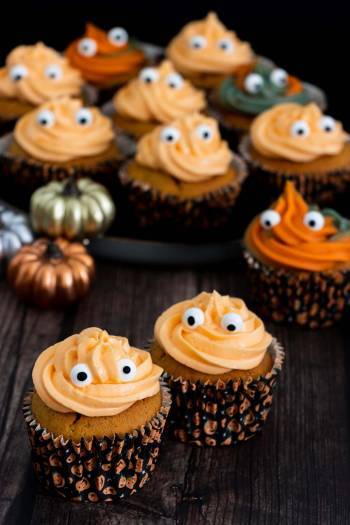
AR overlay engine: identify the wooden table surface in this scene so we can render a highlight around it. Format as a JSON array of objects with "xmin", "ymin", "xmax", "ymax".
[{"xmin": 1, "ymin": 257, "xmax": 350, "ymax": 525}]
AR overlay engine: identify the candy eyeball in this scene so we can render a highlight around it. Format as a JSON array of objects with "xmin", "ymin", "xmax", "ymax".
[
  {"xmin": 77, "ymin": 37, "xmax": 97, "ymax": 57},
  {"xmin": 244, "ymin": 73, "xmax": 264, "ymax": 94},
  {"xmin": 196, "ymin": 124, "xmax": 213, "ymax": 141},
  {"xmin": 260, "ymin": 209, "xmax": 281, "ymax": 229},
  {"xmin": 139, "ymin": 67, "xmax": 159, "ymax": 84},
  {"xmin": 160, "ymin": 126, "xmax": 181, "ymax": 143},
  {"xmin": 189, "ymin": 35, "xmax": 207, "ymax": 50},
  {"xmin": 303, "ymin": 210, "xmax": 325, "ymax": 231},
  {"xmin": 9, "ymin": 64, "xmax": 28, "ymax": 82},
  {"xmin": 75, "ymin": 108, "xmax": 93, "ymax": 126},
  {"xmin": 108, "ymin": 27, "xmax": 128, "ymax": 47},
  {"xmin": 270, "ymin": 68, "xmax": 288, "ymax": 88},
  {"xmin": 319, "ymin": 115, "xmax": 336, "ymax": 133},
  {"xmin": 36, "ymin": 109, "xmax": 56, "ymax": 128},
  {"xmin": 70, "ymin": 363, "xmax": 93, "ymax": 387},
  {"xmin": 218, "ymin": 38, "xmax": 234, "ymax": 53},
  {"xmin": 117, "ymin": 358, "xmax": 137, "ymax": 381},
  {"xmin": 221, "ymin": 312, "xmax": 244, "ymax": 332},
  {"xmin": 44, "ymin": 64, "xmax": 62, "ymax": 80},
  {"xmin": 182, "ymin": 307, "xmax": 205, "ymax": 329},
  {"xmin": 290, "ymin": 120, "xmax": 310, "ymax": 137},
  {"xmin": 166, "ymin": 72, "xmax": 184, "ymax": 90}
]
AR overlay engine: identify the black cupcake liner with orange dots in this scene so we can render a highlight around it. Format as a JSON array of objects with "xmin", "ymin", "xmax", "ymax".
[
  {"xmin": 244, "ymin": 250, "xmax": 350, "ymax": 329},
  {"xmin": 22, "ymin": 383, "xmax": 171, "ymax": 503},
  {"xmin": 163, "ymin": 339, "xmax": 283, "ymax": 446}
]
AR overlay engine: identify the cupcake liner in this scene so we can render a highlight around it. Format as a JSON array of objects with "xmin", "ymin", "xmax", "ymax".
[
  {"xmin": 160, "ymin": 339, "xmax": 284, "ymax": 446},
  {"xmin": 244, "ymin": 250, "xmax": 350, "ymax": 328},
  {"xmin": 22, "ymin": 383, "xmax": 171, "ymax": 503}
]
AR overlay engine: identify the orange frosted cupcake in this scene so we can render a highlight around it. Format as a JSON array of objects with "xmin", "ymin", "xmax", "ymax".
[
  {"xmin": 167, "ymin": 12, "xmax": 255, "ymax": 89},
  {"xmin": 150, "ymin": 291, "xmax": 284, "ymax": 446},
  {"xmin": 23, "ymin": 327, "xmax": 171, "ymax": 502},
  {"xmin": 244, "ymin": 182, "xmax": 350, "ymax": 328}
]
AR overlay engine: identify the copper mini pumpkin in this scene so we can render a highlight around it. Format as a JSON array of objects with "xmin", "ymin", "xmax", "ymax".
[{"xmin": 7, "ymin": 238, "xmax": 95, "ymax": 308}]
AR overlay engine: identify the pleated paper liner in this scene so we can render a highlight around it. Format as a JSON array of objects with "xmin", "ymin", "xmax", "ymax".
[
  {"xmin": 22, "ymin": 382, "xmax": 171, "ymax": 503},
  {"xmin": 244, "ymin": 250, "xmax": 350, "ymax": 329},
  {"xmin": 152, "ymin": 339, "xmax": 284, "ymax": 446}
]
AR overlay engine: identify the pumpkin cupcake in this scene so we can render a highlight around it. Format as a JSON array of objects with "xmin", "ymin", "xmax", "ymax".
[
  {"xmin": 167, "ymin": 12, "xmax": 255, "ymax": 90},
  {"xmin": 0, "ymin": 42, "xmax": 87, "ymax": 132},
  {"xmin": 108, "ymin": 60, "xmax": 206, "ymax": 141},
  {"xmin": 150, "ymin": 290, "xmax": 284, "ymax": 446},
  {"xmin": 23, "ymin": 327, "xmax": 171, "ymax": 501},
  {"xmin": 119, "ymin": 112, "xmax": 247, "ymax": 235},
  {"xmin": 244, "ymin": 181, "xmax": 350, "ymax": 328},
  {"xmin": 239, "ymin": 102, "xmax": 350, "ymax": 210}
]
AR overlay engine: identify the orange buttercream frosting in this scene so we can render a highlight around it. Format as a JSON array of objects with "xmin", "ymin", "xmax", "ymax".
[
  {"xmin": 245, "ymin": 182, "xmax": 350, "ymax": 271},
  {"xmin": 251, "ymin": 103, "xmax": 348, "ymax": 162},
  {"xmin": 65, "ymin": 23, "xmax": 145, "ymax": 85},
  {"xmin": 114, "ymin": 60, "xmax": 206, "ymax": 123},
  {"xmin": 167, "ymin": 12, "xmax": 254, "ymax": 75},
  {"xmin": 32, "ymin": 327, "xmax": 163, "ymax": 417},
  {"xmin": 155, "ymin": 291, "xmax": 272, "ymax": 374},
  {"xmin": 14, "ymin": 97, "xmax": 114, "ymax": 162},
  {"xmin": 136, "ymin": 113, "xmax": 233, "ymax": 182},
  {"xmin": 0, "ymin": 42, "xmax": 83, "ymax": 105}
]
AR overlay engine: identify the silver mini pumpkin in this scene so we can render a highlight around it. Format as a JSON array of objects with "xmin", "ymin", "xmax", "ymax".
[{"xmin": 0, "ymin": 205, "xmax": 33, "ymax": 269}]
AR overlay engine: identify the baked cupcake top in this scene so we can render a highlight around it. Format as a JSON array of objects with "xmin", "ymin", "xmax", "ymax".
[
  {"xmin": 65, "ymin": 23, "xmax": 145, "ymax": 86},
  {"xmin": 167, "ymin": 12, "xmax": 254, "ymax": 76},
  {"xmin": 251, "ymin": 103, "xmax": 347, "ymax": 162},
  {"xmin": 32, "ymin": 327, "xmax": 163, "ymax": 417},
  {"xmin": 113, "ymin": 60, "xmax": 206, "ymax": 123},
  {"xmin": 154, "ymin": 291, "xmax": 272, "ymax": 374},
  {"xmin": 245, "ymin": 181, "xmax": 350, "ymax": 271},
  {"xmin": 136, "ymin": 112, "xmax": 233, "ymax": 182},
  {"xmin": 0, "ymin": 42, "xmax": 83, "ymax": 106},
  {"xmin": 14, "ymin": 97, "xmax": 114, "ymax": 162},
  {"xmin": 218, "ymin": 60, "xmax": 311, "ymax": 115}
]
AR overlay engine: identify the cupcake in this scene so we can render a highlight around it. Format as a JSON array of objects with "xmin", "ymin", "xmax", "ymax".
[
  {"xmin": 119, "ymin": 112, "xmax": 247, "ymax": 235},
  {"xmin": 108, "ymin": 60, "xmax": 206, "ymax": 141},
  {"xmin": 0, "ymin": 42, "xmax": 86, "ymax": 132},
  {"xmin": 239, "ymin": 102, "xmax": 350, "ymax": 211},
  {"xmin": 150, "ymin": 290, "xmax": 284, "ymax": 446},
  {"xmin": 244, "ymin": 181, "xmax": 350, "ymax": 328},
  {"xmin": 0, "ymin": 97, "xmax": 123, "ymax": 205},
  {"xmin": 211, "ymin": 59, "xmax": 326, "ymax": 134},
  {"xmin": 167, "ymin": 12, "xmax": 255, "ymax": 90},
  {"xmin": 23, "ymin": 327, "xmax": 171, "ymax": 502}
]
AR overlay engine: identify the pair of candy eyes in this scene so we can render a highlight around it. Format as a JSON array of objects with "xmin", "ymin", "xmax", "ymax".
[
  {"xmin": 36, "ymin": 108, "xmax": 93, "ymax": 128},
  {"xmin": 139, "ymin": 68, "xmax": 184, "ymax": 89},
  {"xmin": 9, "ymin": 64, "xmax": 63, "ymax": 82},
  {"xmin": 260, "ymin": 209, "xmax": 326, "ymax": 231},
  {"xmin": 182, "ymin": 308, "xmax": 244, "ymax": 331},
  {"xmin": 160, "ymin": 124, "xmax": 213, "ymax": 144},
  {"xmin": 188, "ymin": 35, "xmax": 234, "ymax": 53},
  {"xmin": 290, "ymin": 116, "xmax": 336, "ymax": 137},
  {"xmin": 70, "ymin": 358, "xmax": 136, "ymax": 387},
  {"xmin": 244, "ymin": 68, "xmax": 289, "ymax": 93},
  {"xmin": 78, "ymin": 27, "xmax": 128, "ymax": 57}
]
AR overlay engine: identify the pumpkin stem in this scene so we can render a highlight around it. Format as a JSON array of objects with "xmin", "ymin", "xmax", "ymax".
[
  {"xmin": 44, "ymin": 241, "xmax": 63, "ymax": 259},
  {"xmin": 62, "ymin": 177, "xmax": 81, "ymax": 197}
]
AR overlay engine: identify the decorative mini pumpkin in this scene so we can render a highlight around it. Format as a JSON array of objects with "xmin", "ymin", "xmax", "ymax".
[
  {"xmin": 30, "ymin": 178, "xmax": 115, "ymax": 240},
  {"xmin": 7, "ymin": 238, "xmax": 95, "ymax": 308},
  {"xmin": 0, "ymin": 205, "xmax": 33, "ymax": 271}
]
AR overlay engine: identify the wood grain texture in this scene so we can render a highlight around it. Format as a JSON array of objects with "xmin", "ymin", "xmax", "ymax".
[{"xmin": 0, "ymin": 259, "xmax": 349, "ymax": 525}]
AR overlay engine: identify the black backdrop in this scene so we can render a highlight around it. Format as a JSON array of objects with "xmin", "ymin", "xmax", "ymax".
[{"xmin": 1, "ymin": 1, "xmax": 349, "ymax": 126}]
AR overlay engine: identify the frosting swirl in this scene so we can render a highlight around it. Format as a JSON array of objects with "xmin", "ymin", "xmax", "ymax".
[
  {"xmin": 66, "ymin": 23, "xmax": 145, "ymax": 85},
  {"xmin": 245, "ymin": 181, "xmax": 350, "ymax": 271},
  {"xmin": 14, "ymin": 97, "xmax": 114, "ymax": 162},
  {"xmin": 32, "ymin": 327, "xmax": 163, "ymax": 417},
  {"xmin": 167, "ymin": 12, "xmax": 254, "ymax": 75},
  {"xmin": 136, "ymin": 113, "xmax": 233, "ymax": 182},
  {"xmin": 251, "ymin": 103, "xmax": 348, "ymax": 162},
  {"xmin": 0, "ymin": 42, "xmax": 83, "ymax": 106},
  {"xmin": 155, "ymin": 291, "xmax": 272, "ymax": 374},
  {"xmin": 114, "ymin": 60, "xmax": 206, "ymax": 123}
]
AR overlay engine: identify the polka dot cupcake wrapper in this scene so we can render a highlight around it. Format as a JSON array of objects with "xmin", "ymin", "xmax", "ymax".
[
  {"xmin": 22, "ymin": 382, "xmax": 171, "ymax": 503},
  {"xmin": 164, "ymin": 338, "xmax": 284, "ymax": 446}
]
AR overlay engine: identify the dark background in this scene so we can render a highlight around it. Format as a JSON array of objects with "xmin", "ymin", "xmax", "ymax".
[{"xmin": 0, "ymin": 1, "xmax": 349, "ymax": 126}]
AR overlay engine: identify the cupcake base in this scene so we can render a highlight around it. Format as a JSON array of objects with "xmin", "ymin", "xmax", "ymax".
[
  {"xmin": 244, "ymin": 250, "xmax": 350, "ymax": 328},
  {"xmin": 22, "ymin": 383, "xmax": 171, "ymax": 503}
]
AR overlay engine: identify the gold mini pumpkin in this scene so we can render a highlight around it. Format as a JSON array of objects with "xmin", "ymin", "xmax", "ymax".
[{"xmin": 30, "ymin": 177, "xmax": 115, "ymax": 240}]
